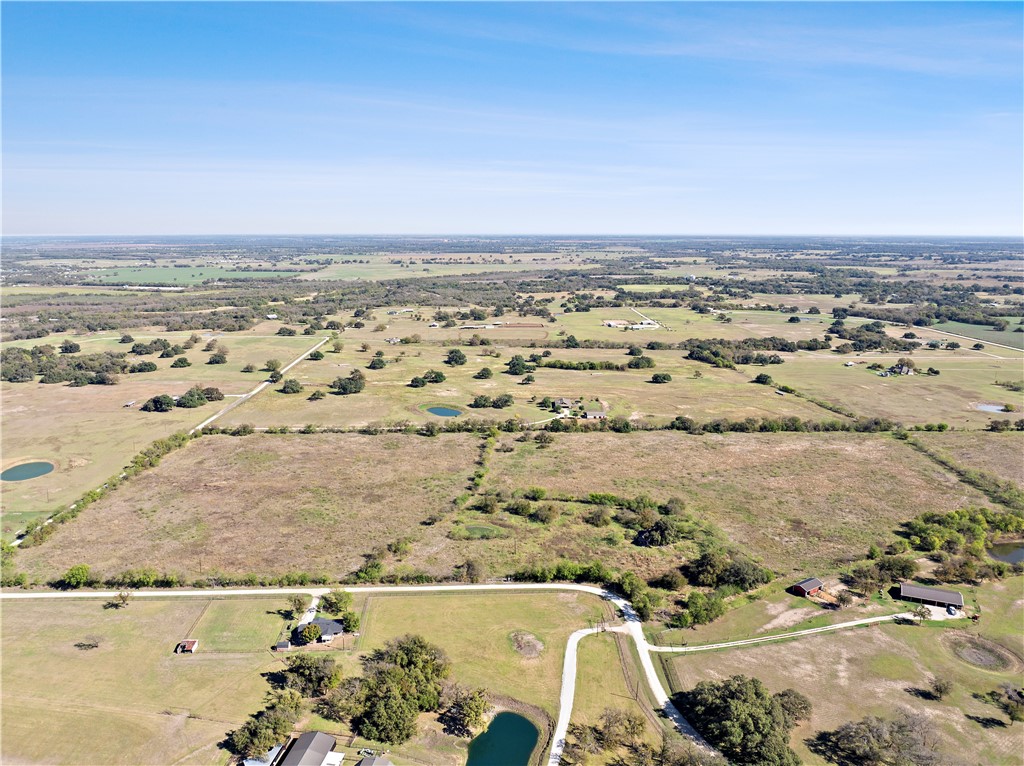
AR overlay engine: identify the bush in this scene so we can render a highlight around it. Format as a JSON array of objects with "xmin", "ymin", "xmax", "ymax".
[
  {"xmin": 170, "ymin": 357, "xmax": 191, "ymax": 368},
  {"xmin": 141, "ymin": 394, "xmax": 175, "ymax": 412},
  {"xmin": 651, "ymin": 373, "xmax": 672, "ymax": 383},
  {"xmin": 207, "ymin": 353, "xmax": 227, "ymax": 365},
  {"xmin": 129, "ymin": 361, "xmax": 158, "ymax": 373},
  {"xmin": 281, "ymin": 379, "xmax": 303, "ymax": 394},
  {"xmin": 277, "ymin": 327, "xmax": 297, "ymax": 336},
  {"xmin": 59, "ymin": 564, "xmax": 92, "ymax": 589},
  {"xmin": 475, "ymin": 367, "xmax": 493, "ymax": 379}
]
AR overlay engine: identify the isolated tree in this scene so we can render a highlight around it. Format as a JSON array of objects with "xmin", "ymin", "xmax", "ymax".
[
  {"xmin": 367, "ymin": 357, "xmax": 386, "ymax": 370},
  {"xmin": 445, "ymin": 349, "xmax": 467, "ymax": 366},
  {"xmin": 287, "ymin": 594, "xmax": 307, "ymax": 620},
  {"xmin": 141, "ymin": 394, "xmax": 175, "ymax": 412},
  {"xmin": 265, "ymin": 359, "xmax": 282, "ymax": 372},
  {"xmin": 309, "ymin": 390, "xmax": 326, "ymax": 401},
  {"xmin": 241, "ymin": 362, "xmax": 257, "ymax": 372},
  {"xmin": 475, "ymin": 367, "xmax": 493, "ymax": 379},
  {"xmin": 207, "ymin": 353, "xmax": 227, "ymax": 365},
  {"xmin": 332, "ymin": 340, "xmax": 344, "ymax": 353},
  {"xmin": 308, "ymin": 350, "xmax": 325, "ymax": 361},
  {"xmin": 930, "ymin": 677, "xmax": 953, "ymax": 700},
  {"xmin": 753, "ymin": 373, "xmax": 774, "ymax": 385},
  {"xmin": 171, "ymin": 357, "xmax": 191, "ymax": 368},
  {"xmin": 281, "ymin": 379, "xmax": 303, "ymax": 394},
  {"xmin": 652, "ymin": 373, "xmax": 672, "ymax": 383},
  {"xmin": 277, "ymin": 327, "xmax": 296, "ymax": 336},
  {"xmin": 320, "ymin": 590, "xmax": 353, "ymax": 615},
  {"xmin": 300, "ymin": 623, "xmax": 322, "ymax": 644},
  {"xmin": 409, "ymin": 376, "xmax": 426, "ymax": 388},
  {"xmin": 60, "ymin": 340, "xmax": 81, "ymax": 354},
  {"xmin": 119, "ymin": 334, "xmax": 135, "ymax": 344}
]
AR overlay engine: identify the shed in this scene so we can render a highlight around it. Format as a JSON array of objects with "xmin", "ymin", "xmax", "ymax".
[
  {"xmin": 275, "ymin": 640, "xmax": 291, "ymax": 652},
  {"xmin": 279, "ymin": 732, "xmax": 337, "ymax": 766},
  {"xmin": 582, "ymin": 408, "xmax": 607, "ymax": 420},
  {"xmin": 791, "ymin": 578, "xmax": 824, "ymax": 597},
  {"xmin": 175, "ymin": 639, "xmax": 199, "ymax": 654},
  {"xmin": 899, "ymin": 583, "xmax": 964, "ymax": 608}
]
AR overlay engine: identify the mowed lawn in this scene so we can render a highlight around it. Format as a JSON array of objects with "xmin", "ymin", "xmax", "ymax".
[
  {"xmin": 13, "ymin": 433, "xmax": 480, "ymax": 582},
  {"xmin": 483, "ymin": 432, "xmax": 992, "ymax": 574},
  {"xmin": 661, "ymin": 578, "xmax": 1024, "ymax": 765},
  {"xmin": 356, "ymin": 590, "xmax": 610, "ymax": 717},
  {"xmin": 1, "ymin": 598, "xmax": 280, "ymax": 766}
]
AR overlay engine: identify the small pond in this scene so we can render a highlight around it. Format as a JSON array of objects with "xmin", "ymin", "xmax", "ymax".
[
  {"xmin": 975, "ymin": 403, "xmax": 1009, "ymax": 413},
  {"xmin": 427, "ymin": 406, "xmax": 462, "ymax": 417},
  {"xmin": 1, "ymin": 461, "xmax": 55, "ymax": 482},
  {"xmin": 466, "ymin": 712, "xmax": 539, "ymax": 766},
  {"xmin": 989, "ymin": 542, "xmax": 1024, "ymax": 565}
]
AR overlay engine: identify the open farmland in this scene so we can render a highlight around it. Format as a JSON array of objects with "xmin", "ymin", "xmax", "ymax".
[
  {"xmin": 85, "ymin": 266, "xmax": 302, "ymax": 284},
  {"xmin": 12, "ymin": 433, "xmax": 480, "ymax": 582},
  {"xmin": 0, "ymin": 597, "xmax": 280, "ymax": 766},
  {"xmin": 911, "ymin": 431, "xmax": 1024, "ymax": 486},
  {"xmin": 216, "ymin": 342, "xmax": 829, "ymax": 430},
  {"xmin": 661, "ymin": 578, "xmax": 1024, "ymax": 765},
  {"xmin": 0, "ymin": 331, "xmax": 325, "ymax": 537},
  {"xmin": 483, "ymin": 431, "xmax": 992, "ymax": 574}
]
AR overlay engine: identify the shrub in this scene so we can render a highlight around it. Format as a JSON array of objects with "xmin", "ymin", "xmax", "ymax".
[{"xmin": 170, "ymin": 357, "xmax": 191, "ymax": 368}]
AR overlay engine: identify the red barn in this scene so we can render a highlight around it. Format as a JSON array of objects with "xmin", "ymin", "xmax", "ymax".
[{"xmin": 791, "ymin": 578, "xmax": 823, "ymax": 597}]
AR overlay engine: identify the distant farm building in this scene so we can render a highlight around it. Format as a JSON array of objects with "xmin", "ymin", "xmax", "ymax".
[
  {"xmin": 582, "ymin": 407, "xmax": 607, "ymax": 420},
  {"xmin": 554, "ymin": 397, "xmax": 573, "ymax": 411},
  {"xmin": 266, "ymin": 314, "xmax": 278, "ymax": 320},
  {"xmin": 899, "ymin": 583, "xmax": 963, "ymax": 609},
  {"xmin": 791, "ymin": 578, "xmax": 823, "ymax": 597},
  {"xmin": 275, "ymin": 639, "xmax": 291, "ymax": 652},
  {"xmin": 175, "ymin": 639, "xmax": 199, "ymax": 654},
  {"xmin": 356, "ymin": 757, "xmax": 395, "ymax": 766}
]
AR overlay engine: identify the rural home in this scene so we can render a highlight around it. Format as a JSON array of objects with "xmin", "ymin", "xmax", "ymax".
[
  {"xmin": 278, "ymin": 732, "xmax": 342, "ymax": 766},
  {"xmin": 899, "ymin": 582, "xmax": 964, "ymax": 609},
  {"xmin": 554, "ymin": 397, "xmax": 573, "ymax": 410},
  {"xmin": 174, "ymin": 639, "xmax": 198, "ymax": 654},
  {"xmin": 303, "ymin": 617, "xmax": 347, "ymax": 643},
  {"xmin": 790, "ymin": 577, "xmax": 823, "ymax": 597}
]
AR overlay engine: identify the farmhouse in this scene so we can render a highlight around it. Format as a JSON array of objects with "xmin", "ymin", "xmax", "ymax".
[
  {"xmin": 303, "ymin": 617, "xmax": 347, "ymax": 643},
  {"xmin": 899, "ymin": 582, "xmax": 964, "ymax": 609},
  {"xmin": 791, "ymin": 577, "xmax": 823, "ymax": 597},
  {"xmin": 554, "ymin": 397, "xmax": 573, "ymax": 410},
  {"xmin": 278, "ymin": 732, "xmax": 341, "ymax": 766},
  {"xmin": 174, "ymin": 639, "xmax": 198, "ymax": 654}
]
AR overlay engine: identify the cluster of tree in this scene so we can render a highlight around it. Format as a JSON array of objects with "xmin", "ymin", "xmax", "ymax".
[
  {"xmin": 678, "ymin": 676, "xmax": 812, "ymax": 766},
  {"xmin": 560, "ymin": 707, "xmax": 648, "ymax": 764},
  {"xmin": 511, "ymin": 559, "xmax": 616, "ymax": 587},
  {"xmin": 445, "ymin": 349, "xmax": 467, "ymax": 365},
  {"xmin": 652, "ymin": 373, "xmax": 672, "ymax": 383},
  {"xmin": 130, "ymin": 338, "xmax": 174, "ymax": 356},
  {"xmin": 468, "ymin": 393, "xmax": 515, "ymax": 409},
  {"xmin": 229, "ymin": 689, "xmax": 304, "ymax": 758},
  {"xmin": 330, "ymin": 370, "xmax": 366, "ymax": 395},
  {"xmin": 536, "ymin": 358, "xmax": 626, "ymax": 371},
  {"xmin": 436, "ymin": 686, "xmax": 491, "ymax": 737},
  {"xmin": 408, "ymin": 369, "xmax": 446, "ymax": 387},
  {"xmin": 140, "ymin": 386, "xmax": 224, "ymax": 412},
  {"xmin": 1, "ymin": 344, "xmax": 128, "ymax": 384},
  {"xmin": 661, "ymin": 414, "xmax": 897, "ymax": 435},
  {"xmin": 319, "ymin": 635, "xmax": 451, "ymax": 744},
  {"xmin": 806, "ymin": 710, "xmax": 949, "ymax": 766},
  {"xmin": 904, "ymin": 506, "xmax": 1024, "ymax": 556},
  {"xmin": 987, "ymin": 419, "xmax": 1024, "ymax": 432},
  {"xmin": 503, "ymin": 498, "xmax": 560, "ymax": 524},
  {"xmin": 846, "ymin": 556, "xmax": 918, "ymax": 594},
  {"xmin": 319, "ymin": 589, "xmax": 361, "ymax": 633},
  {"xmin": 687, "ymin": 548, "xmax": 774, "ymax": 592}
]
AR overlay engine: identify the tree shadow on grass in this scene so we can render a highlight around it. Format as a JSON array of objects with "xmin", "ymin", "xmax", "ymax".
[{"xmin": 965, "ymin": 714, "xmax": 1007, "ymax": 729}]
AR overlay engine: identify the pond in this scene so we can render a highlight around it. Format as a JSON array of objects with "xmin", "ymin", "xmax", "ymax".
[
  {"xmin": 989, "ymin": 542, "xmax": 1024, "ymax": 565},
  {"xmin": 466, "ymin": 712, "xmax": 539, "ymax": 766},
  {"xmin": 1, "ymin": 461, "xmax": 55, "ymax": 482},
  {"xmin": 975, "ymin": 403, "xmax": 1010, "ymax": 413},
  {"xmin": 427, "ymin": 406, "xmax": 462, "ymax": 417}
]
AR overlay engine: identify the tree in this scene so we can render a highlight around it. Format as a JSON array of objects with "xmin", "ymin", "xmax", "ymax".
[
  {"xmin": 277, "ymin": 327, "xmax": 297, "ymax": 336},
  {"xmin": 287, "ymin": 594, "xmax": 307, "ymax": 620},
  {"xmin": 652, "ymin": 373, "xmax": 673, "ymax": 383},
  {"xmin": 119, "ymin": 334, "xmax": 134, "ymax": 344},
  {"xmin": 300, "ymin": 623, "xmax": 322, "ymax": 644},
  {"xmin": 242, "ymin": 362, "xmax": 257, "ymax": 372},
  {"xmin": 282, "ymin": 654, "xmax": 341, "ymax": 696},
  {"xmin": 409, "ymin": 376, "xmax": 426, "ymax": 388},
  {"xmin": 809, "ymin": 711, "xmax": 944, "ymax": 766},
  {"xmin": 464, "ymin": 559, "xmax": 483, "ymax": 583},
  {"xmin": 207, "ymin": 353, "xmax": 227, "ymax": 365},
  {"xmin": 281, "ymin": 379, "xmax": 303, "ymax": 394},
  {"xmin": 265, "ymin": 359, "xmax": 282, "ymax": 372},
  {"xmin": 774, "ymin": 689, "xmax": 812, "ymax": 727},
  {"xmin": 445, "ymin": 349, "xmax": 467, "ymax": 366},
  {"xmin": 440, "ymin": 686, "xmax": 491, "ymax": 737},
  {"xmin": 836, "ymin": 590, "xmax": 854, "ymax": 608},
  {"xmin": 911, "ymin": 603, "xmax": 930, "ymax": 624},
  {"xmin": 176, "ymin": 386, "xmax": 209, "ymax": 408},
  {"xmin": 332, "ymin": 340, "xmax": 344, "ymax": 353},
  {"xmin": 308, "ymin": 350, "xmax": 325, "ymax": 361},
  {"xmin": 423, "ymin": 369, "xmax": 446, "ymax": 383},
  {"xmin": 681, "ymin": 675, "xmax": 801, "ymax": 766},
  {"xmin": 309, "ymin": 390, "xmax": 326, "ymax": 401},
  {"xmin": 60, "ymin": 340, "xmax": 81, "ymax": 354},
  {"xmin": 930, "ymin": 677, "xmax": 953, "ymax": 700},
  {"xmin": 330, "ymin": 370, "xmax": 366, "ymax": 395},
  {"xmin": 367, "ymin": 357, "xmax": 386, "ymax": 370},
  {"xmin": 753, "ymin": 373, "xmax": 774, "ymax": 385},
  {"xmin": 60, "ymin": 564, "xmax": 91, "ymax": 589},
  {"xmin": 340, "ymin": 611, "xmax": 360, "ymax": 632},
  {"xmin": 129, "ymin": 361, "xmax": 158, "ymax": 373},
  {"xmin": 320, "ymin": 590, "xmax": 353, "ymax": 615},
  {"xmin": 475, "ymin": 367, "xmax": 493, "ymax": 379},
  {"xmin": 141, "ymin": 394, "xmax": 175, "ymax": 412}
]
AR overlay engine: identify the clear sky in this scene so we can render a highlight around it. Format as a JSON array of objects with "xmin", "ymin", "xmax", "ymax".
[{"xmin": 2, "ymin": 1, "xmax": 1022, "ymax": 236}]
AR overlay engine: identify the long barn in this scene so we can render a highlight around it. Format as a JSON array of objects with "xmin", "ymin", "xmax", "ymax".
[{"xmin": 899, "ymin": 582, "xmax": 964, "ymax": 609}]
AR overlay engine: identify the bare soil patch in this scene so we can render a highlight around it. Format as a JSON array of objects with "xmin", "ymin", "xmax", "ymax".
[
  {"xmin": 943, "ymin": 632, "xmax": 1023, "ymax": 673},
  {"xmin": 510, "ymin": 631, "xmax": 545, "ymax": 658}
]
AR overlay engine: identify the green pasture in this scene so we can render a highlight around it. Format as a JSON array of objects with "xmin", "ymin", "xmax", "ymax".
[{"xmin": 85, "ymin": 266, "xmax": 300, "ymax": 285}]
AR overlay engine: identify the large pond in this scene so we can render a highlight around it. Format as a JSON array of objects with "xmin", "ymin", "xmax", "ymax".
[
  {"xmin": 989, "ymin": 542, "xmax": 1024, "ymax": 565},
  {"xmin": 427, "ymin": 406, "xmax": 462, "ymax": 417},
  {"xmin": 466, "ymin": 712, "xmax": 539, "ymax": 766},
  {"xmin": 1, "ymin": 461, "xmax": 55, "ymax": 482}
]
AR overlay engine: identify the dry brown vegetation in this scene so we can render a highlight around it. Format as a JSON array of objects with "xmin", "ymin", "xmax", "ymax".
[
  {"xmin": 484, "ymin": 431, "xmax": 992, "ymax": 574},
  {"xmin": 912, "ymin": 431, "xmax": 1024, "ymax": 486}
]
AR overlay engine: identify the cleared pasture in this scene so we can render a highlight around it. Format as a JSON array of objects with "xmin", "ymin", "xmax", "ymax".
[
  {"xmin": 911, "ymin": 431, "xmax": 1024, "ymax": 487},
  {"xmin": 85, "ymin": 266, "xmax": 300, "ymax": 284},
  {"xmin": 0, "ymin": 598, "xmax": 278, "ymax": 766},
  {"xmin": 661, "ymin": 579, "xmax": 1024, "ymax": 765},
  {"xmin": 483, "ymin": 431, "xmax": 992, "ymax": 574}
]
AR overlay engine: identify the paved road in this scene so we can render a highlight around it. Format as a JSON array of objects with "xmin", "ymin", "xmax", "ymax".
[{"xmin": 0, "ymin": 582, "xmax": 913, "ymax": 761}]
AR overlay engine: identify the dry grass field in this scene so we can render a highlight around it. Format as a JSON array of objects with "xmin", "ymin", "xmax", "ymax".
[
  {"xmin": 13, "ymin": 433, "xmax": 480, "ymax": 582},
  {"xmin": 483, "ymin": 432, "xmax": 992, "ymax": 574},
  {"xmin": 11, "ymin": 430, "xmax": 996, "ymax": 583},
  {"xmin": 662, "ymin": 578, "xmax": 1024, "ymax": 765},
  {"xmin": 912, "ymin": 431, "xmax": 1024, "ymax": 486}
]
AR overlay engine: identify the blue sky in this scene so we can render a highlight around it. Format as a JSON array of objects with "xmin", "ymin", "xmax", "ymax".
[{"xmin": 3, "ymin": 2, "xmax": 1021, "ymax": 235}]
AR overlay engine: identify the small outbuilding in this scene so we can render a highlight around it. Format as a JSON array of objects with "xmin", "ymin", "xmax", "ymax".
[
  {"xmin": 791, "ymin": 578, "xmax": 824, "ymax": 597},
  {"xmin": 175, "ymin": 639, "xmax": 199, "ymax": 654},
  {"xmin": 899, "ymin": 583, "xmax": 964, "ymax": 609},
  {"xmin": 356, "ymin": 757, "xmax": 395, "ymax": 766},
  {"xmin": 275, "ymin": 639, "xmax": 291, "ymax": 652}
]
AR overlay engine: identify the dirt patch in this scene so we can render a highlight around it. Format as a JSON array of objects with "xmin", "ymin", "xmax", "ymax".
[
  {"xmin": 510, "ymin": 631, "xmax": 544, "ymax": 658},
  {"xmin": 758, "ymin": 607, "xmax": 818, "ymax": 634},
  {"xmin": 943, "ymin": 632, "xmax": 1023, "ymax": 673}
]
